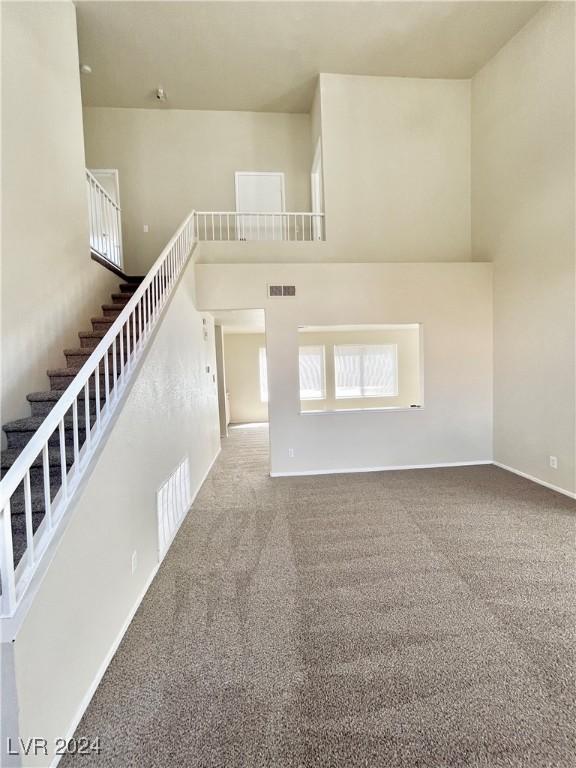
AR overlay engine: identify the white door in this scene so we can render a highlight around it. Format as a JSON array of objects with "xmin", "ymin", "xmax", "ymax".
[{"xmin": 235, "ymin": 172, "xmax": 285, "ymax": 240}]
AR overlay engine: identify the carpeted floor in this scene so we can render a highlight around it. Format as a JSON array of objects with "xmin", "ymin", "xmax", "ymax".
[{"xmin": 64, "ymin": 425, "xmax": 576, "ymax": 768}]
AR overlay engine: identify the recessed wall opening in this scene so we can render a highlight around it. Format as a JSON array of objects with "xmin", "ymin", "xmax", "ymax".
[
  {"xmin": 297, "ymin": 323, "xmax": 423, "ymax": 413},
  {"xmin": 211, "ymin": 309, "xmax": 268, "ymax": 433}
]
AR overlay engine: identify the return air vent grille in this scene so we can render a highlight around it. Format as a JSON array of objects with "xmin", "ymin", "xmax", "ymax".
[
  {"xmin": 157, "ymin": 456, "xmax": 192, "ymax": 561},
  {"xmin": 268, "ymin": 284, "xmax": 296, "ymax": 298}
]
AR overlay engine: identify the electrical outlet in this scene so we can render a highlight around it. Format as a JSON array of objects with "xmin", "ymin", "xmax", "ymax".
[
  {"xmin": 549, "ymin": 455, "xmax": 558, "ymax": 470},
  {"xmin": 288, "ymin": 448, "xmax": 295, "ymax": 458},
  {"xmin": 143, "ymin": 224, "xmax": 149, "ymax": 233},
  {"xmin": 131, "ymin": 551, "xmax": 138, "ymax": 575}
]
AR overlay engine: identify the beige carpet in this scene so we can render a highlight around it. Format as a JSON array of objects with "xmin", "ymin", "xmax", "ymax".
[{"xmin": 64, "ymin": 424, "xmax": 576, "ymax": 767}]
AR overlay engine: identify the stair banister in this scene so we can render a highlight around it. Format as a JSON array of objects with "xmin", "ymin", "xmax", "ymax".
[{"xmin": 0, "ymin": 209, "xmax": 197, "ymax": 619}]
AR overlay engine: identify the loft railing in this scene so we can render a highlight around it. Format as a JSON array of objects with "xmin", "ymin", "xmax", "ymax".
[
  {"xmin": 0, "ymin": 211, "xmax": 197, "ymax": 618},
  {"xmin": 86, "ymin": 170, "xmax": 123, "ymax": 268},
  {"xmin": 195, "ymin": 211, "xmax": 324, "ymax": 242}
]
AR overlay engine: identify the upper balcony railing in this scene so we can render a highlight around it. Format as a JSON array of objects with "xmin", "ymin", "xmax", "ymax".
[
  {"xmin": 86, "ymin": 170, "xmax": 123, "ymax": 269},
  {"xmin": 195, "ymin": 211, "xmax": 324, "ymax": 242}
]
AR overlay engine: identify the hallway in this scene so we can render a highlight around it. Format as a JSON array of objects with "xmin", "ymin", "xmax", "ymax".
[{"xmin": 65, "ymin": 425, "xmax": 575, "ymax": 767}]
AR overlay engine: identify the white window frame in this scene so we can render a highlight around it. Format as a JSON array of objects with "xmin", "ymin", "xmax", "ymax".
[
  {"xmin": 299, "ymin": 345, "xmax": 326, "ymax": 401},
  {"xmin": 334, "ymin": 344, "xmax": 399, "ymax": 399}
]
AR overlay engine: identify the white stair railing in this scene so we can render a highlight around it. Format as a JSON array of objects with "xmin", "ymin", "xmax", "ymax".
[
  {"xmin": 0, "ymin": 211, "xmax": 197, "ymax": 618},
  {"xmin": 195, "ymin": 211, "xmax": 324, "ymax": 242},
  {"xmin": 86, "ymin": 170, "xmax": 123, "ymax": 268}
]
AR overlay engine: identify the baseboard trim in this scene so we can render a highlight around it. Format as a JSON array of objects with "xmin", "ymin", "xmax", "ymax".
[
  {"xmin": 270, "ymin": 460, "xmax": 493, "ymax": 478},
  {"xmin": 51, "ymin": 444, "xmax": 222, "ymax": 768},
  {"xmin": 493, "ymin": 461, "xmax": 576, "ymax": 500}
]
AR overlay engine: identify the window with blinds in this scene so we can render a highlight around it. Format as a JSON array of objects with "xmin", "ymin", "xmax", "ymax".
[
  {"xmin": 260, "ymin": 346, "xmax": 326, "ymax": 402},
  {"xmin": 334, "ymin": 344, "xmax": 398, "ymax": 398},
  {"xmin": 299, "ymin": 346, "xmax": 326, "ymax": 400}
]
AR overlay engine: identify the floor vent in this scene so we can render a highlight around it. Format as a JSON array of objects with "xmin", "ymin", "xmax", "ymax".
[
  {"xmin": 268, "ymin": 284, "xmax": 296, "ymax": 297},
  {"xmin": 157, "ymin": 456, "xmax": 192, "ymax": 560}
]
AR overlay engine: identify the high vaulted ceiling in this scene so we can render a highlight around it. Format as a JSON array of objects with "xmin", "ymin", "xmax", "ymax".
[{"xmin": 76, "ymin": 1, "xmax": 543, "ymax": 113}]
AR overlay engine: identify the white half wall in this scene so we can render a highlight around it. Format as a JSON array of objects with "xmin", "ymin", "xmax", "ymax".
[
  {"xmin": 1, "ymin": 1, "xmax": 118, "ymax": 432},
  {"xmin": 196, "ymin": 261, "xmax": 493, "ymax": 475},
  {"xmin": 472, "ymin": 2, "xmax": 576, "ymax": 495},
  {"xmin": 7, "ymin": 260, "xmax": 221, "ymax": 767}
]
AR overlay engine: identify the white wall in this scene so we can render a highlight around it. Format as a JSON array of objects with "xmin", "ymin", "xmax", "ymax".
[
  {"xmin": 1, "ymin": 1, "xmax": 118, "ymax": 431},
  {"xmin": 223, "ymin": 333, "xmax": 269, "ymax": 424},
  {"xmin": 83, "ymin": 108, "xmax": 312, "ymax": 273},
  {"xmin": 9, "ymin": 260, "xmax": 221, "ymax": 766},
  {"xmin": 472, "ymin": 2, "xmax": 576, "ymax": 495},
  {"xmin": 197, "ymin": 261, "xmax": 493, "ymax": 475},
  {"xmin": 319, "ymin": 74, "xmax": 471, "ymax": 262}
]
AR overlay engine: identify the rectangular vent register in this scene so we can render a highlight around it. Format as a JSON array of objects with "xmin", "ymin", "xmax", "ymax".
[{"xmin": 268, "ymin": 284, "xmax": 296, "ymax": 297}]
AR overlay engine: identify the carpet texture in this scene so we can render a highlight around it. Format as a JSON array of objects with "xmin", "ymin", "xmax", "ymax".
[{"xmin": 63, "ymin": 425, "xmax": 576, "ymax": 768}]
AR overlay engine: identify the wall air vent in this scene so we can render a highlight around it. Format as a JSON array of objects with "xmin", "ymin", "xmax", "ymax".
[
  {"xmin": 157, "ymin": 456, "xmax": 192, "ymax": 561},
  {"xmin": 268, "ymin": 284, "xmax": 296, "ymax": 298}
]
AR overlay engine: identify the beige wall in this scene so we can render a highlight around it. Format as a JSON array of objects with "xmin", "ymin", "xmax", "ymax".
[
  {"xmin": 298, "ymin": 327, "xmax": 421, "ymax": 412},
  {"xmin": 223, "ymin": 333, "xmax": 269, "ymax": 423},
  {"xmin": 319, "ymin": 74, "xmax": 471, "ymax": 262},
  {"xmin": 1, "ymin": 2, "xmax": 118, "ymax": 433},
  {"xmin": 9, "ymin": 260, "xmax": 221, "ymax": 766},
  {"xmin": 472, "ymin": 2, "xmax": 576, "ymax": 495},
  {"xmin": 83, "ymin": 108, "xmax": 312, "ymax": 273},
  {"xmin": 197, "ymin": 260, "xmax": 493, "ymax": 475}
]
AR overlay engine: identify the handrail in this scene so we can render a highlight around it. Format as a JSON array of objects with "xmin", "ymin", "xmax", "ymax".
[
  {"xmin": 194, "ymin": 210, "xmax": 325, "ymax": 242},
  {"xmin": 0, "ymin": 209, "xmax": 197, "ymax": 617},
  {"xmin": 195, "ymin": 211, "xmax": 324, "ymax": 216},
  {"xmin": 86, "ymin": 170, "xmax": 120, "ymax": 210},
  {"xmin": 86, "ymin": 169, "xmax": 123, "ymax": 268}
]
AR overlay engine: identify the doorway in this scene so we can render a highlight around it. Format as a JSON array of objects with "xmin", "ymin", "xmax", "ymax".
[
  {"xmin": 89, "ymin": 168, "xmax": 120, "ymax": 205},
  {"xmin": 211, "ymin": 309, "xmax": 268, "ymax": 437},
  {"xmin": 235, "ymin": 172, "xmax": 285, "ymax": 240}
]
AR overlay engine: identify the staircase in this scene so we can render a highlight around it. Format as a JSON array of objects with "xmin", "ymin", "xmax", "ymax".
[
  {"xmin": 1, "ymin": 279, "xmax": 141, "ymax": 571},
  {"xmin": 0, "ymin": 208, "xmax": 196, "ymax": 619}
]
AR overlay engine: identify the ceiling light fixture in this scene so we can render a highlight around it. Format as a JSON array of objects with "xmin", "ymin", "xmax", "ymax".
[{"xmin": 80, "ymin": 64, "xmax": 92, "ymax": 74}]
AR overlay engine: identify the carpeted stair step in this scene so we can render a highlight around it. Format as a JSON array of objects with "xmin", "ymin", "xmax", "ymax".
[
  {"xmin": 47, "ymin": 366, "xmax": 114, "ymax": 391},
  {"xmin": 1, "ymin": 445, "xmax": 74, "ymax": 482},
  {"xmin": 119, "ymin": 281, "xmax": 142, "ymax": 293},
  {"xmin": 26, "ymin": 389, "xmax": 104, "ymax": 417},
  {"xmin": 90, "ymin": 314, "xmax": 148, "ymax": 335},
  {"xmin": 91, "ymin": 316, "xmax": 116, "ymax": 332},
  {"xmin": 7, "ymin": 477, "xmax": 59, "ymax": 516},
  {"xmin": 78, "ymin": 327, "xmax": 139, "ymax": 350},
  {"xmin": 3, "ymin": 414, "xmax": 89, "ymax": 451},
  {"xmin": 63, "ymin": 346, "xmax": 123, "ymax": 369},
  {"xmin": 101, "ymin": 304, "xmax": 125, "ymax": 319},
  {"xmin": 110, "ymin": 293, "xmax": 132, "ymax": 305},
  {"xmin": 11, "ymin": 514, "xmax": 45, "ymax": 569},
  {"xmin": 12, "ymin": 510, "xmax": 45, "ymax": 537}
]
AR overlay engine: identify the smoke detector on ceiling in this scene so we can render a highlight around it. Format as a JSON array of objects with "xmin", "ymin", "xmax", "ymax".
[
  {"xmin": 155, "ymin": 87, "xmax": 167, "ymax": 102},
  {"xmin": 80, "ymin": 64, "xmax": 92, "ymax": 75}
]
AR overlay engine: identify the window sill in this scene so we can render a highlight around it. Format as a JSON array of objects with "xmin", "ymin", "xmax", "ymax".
[{"xmin": 300, "ymin": 406, "xmax": 424, "ymax": 415}]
